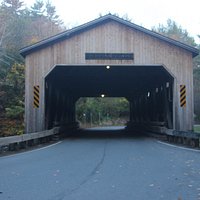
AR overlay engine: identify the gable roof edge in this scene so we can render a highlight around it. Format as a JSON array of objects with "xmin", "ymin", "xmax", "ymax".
[{"xmin": 20, "ymin": 14, "xmax": 199, "ymax": 58}]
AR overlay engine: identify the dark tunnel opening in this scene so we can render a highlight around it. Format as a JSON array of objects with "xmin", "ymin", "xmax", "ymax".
[{"xmin": 44, "ymin": 65, "xmax": 174, "ymax": 132}]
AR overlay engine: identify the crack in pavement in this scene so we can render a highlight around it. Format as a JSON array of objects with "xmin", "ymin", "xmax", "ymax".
[
  {"xmin": 49, "ymin": 141, "xmax": 108, "ymax": 200},
  {"xmin": 69, "ymin": 140, "xmax": 108, "ymax": 194}
]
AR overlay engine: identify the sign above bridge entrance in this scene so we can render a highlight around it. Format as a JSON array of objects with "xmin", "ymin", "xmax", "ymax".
[{"xmin": 85, "ymin": 53, "xmax": 134, "ymax": 60}]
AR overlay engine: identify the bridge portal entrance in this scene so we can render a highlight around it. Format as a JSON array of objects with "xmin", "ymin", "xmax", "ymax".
[
  {"xmin": 20, "ymin": 14, "xmax": 198, "ymax": 133},
  {"xmin": 45, "ymin": 64, "xmax": 174, "ymax": 132}
]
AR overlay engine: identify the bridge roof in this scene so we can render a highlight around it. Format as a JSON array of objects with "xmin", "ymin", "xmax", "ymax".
[{"xmin": 20, "ymin": 14, "xmax": 199, "ymax": 57}]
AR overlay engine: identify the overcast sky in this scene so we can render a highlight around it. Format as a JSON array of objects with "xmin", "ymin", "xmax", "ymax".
[{"xmin": 23, "ymin": 0, "xmax": 200, "ymax": 43}]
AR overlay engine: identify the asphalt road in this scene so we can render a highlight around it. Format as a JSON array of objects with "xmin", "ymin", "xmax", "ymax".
[{"xmin": 0, "ymin": 127, "xmax": 200, "ymax": 200}]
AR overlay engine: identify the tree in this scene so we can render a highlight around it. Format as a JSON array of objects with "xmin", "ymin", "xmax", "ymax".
[
  {"xmin": 0, "ymin": 0, "xmax": 25, "ymax": 114},
  {"xmin": 0, "ymin": 0, "xmax": 28, "ymax": 50},
  {"xmin": 46, "ymin": 0, "xmax": 60, "ymax": 23},
  {"xmin": 4, "ymin": 63, "xmax": 25, "ymax": 119},
  {"xmin": 0, "ymin": 0, "xmax": 65, "ymax": 136},
  {"xmin": 1, "ymin": 0, "xmax": 24, "ymax": 14},
  {"xmin": 152, "ymin": 19, "xmax": 196, "ymax": 46},
  {"xmin": 76, "ymin": 97, "xmax": 129, "ymax": 126},
  {"xmin": 30, "ymin": 0, "xmax": 44, "ymax": 17},
  {"xmin": 28, "ymin": 0, "xmax": 63, "ymax": 43}
]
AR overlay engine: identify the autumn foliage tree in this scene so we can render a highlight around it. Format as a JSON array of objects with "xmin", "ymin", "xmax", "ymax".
[{"xmin": 0, "ymin": 0, "xmax": 64, "ymax": 135}]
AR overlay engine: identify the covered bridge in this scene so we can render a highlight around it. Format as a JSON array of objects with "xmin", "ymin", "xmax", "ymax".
[{"xmin": 20, "ymin": 14, "xmax": 199, "ymax": 134}]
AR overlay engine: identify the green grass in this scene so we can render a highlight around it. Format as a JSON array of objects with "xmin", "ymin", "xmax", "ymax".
[{"xmin": 194, "ymin": 125, "xmax": 200, "ymax": 133}]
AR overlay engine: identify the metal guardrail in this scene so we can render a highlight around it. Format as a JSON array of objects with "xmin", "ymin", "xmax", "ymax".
[
  {"xmin": 147, "ymin": 127, "xmax": 200, "ymax": 148},
  {"xmin": 147, "ymin": 126, "xmax": 200, "ymax": 139},
  {"xmin": 126, "ymin": 122, "xmax": 200, "ymax": 148},
  {"xmin": 0, "ymin": 127, "xmax": 60, "ymax": 146},
  {"xmin": 171, "ymin": 130, "xmax": 200, "ymax": 139}
]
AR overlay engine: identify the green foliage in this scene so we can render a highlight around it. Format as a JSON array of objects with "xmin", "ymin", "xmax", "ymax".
[
  {"xmin": 11, "ymin": 127, "xmax": 24, "ymax": 135},
  {"xmin": 0, "ymin": 63, "xmax": 24, "ymax": 120},
  {"xmin": 5, "ymin": 105, "xmax": 24, "ymax": 119},
  {"xmin": 194, "ymin": 125, "xmax": 200, "ymax": 133},
  {"xmin": 76, "ymin": 97, "xmax": 129, "ymax": 126},
  {"xmin": 0, "ymin": 0, "xmax": 64, "ymax": 136},
  {"xmin": 5, "ymin": 63, "xmax": 24, "ymax": 101},
  {"xmin": 152, "ymin": 19, "xmax": 196, "ymax": 46},
  {"xmin": 30, "ymin": 0, "xmax": 45, "ymax": 16},
  {"xmin": 28, "ymin": 0, "xmax": 64, "ymax": 43}
]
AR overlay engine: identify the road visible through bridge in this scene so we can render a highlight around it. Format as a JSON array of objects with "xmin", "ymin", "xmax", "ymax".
[{"xmin": 0, "ymin": 127, "xmax": 200, "ymax": 200}]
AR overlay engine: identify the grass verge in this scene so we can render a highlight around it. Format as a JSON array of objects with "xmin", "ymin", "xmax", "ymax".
[{"xmin": 194, "ymin": 125, "xmax": 200, "ymax": 133}]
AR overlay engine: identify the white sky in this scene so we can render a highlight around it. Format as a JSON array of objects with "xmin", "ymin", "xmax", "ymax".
[{"xmin": 23, "ymin": 0, "xmax": 200, "ymax": 43}]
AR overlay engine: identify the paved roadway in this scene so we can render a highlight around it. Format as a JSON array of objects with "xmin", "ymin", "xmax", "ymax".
[{"xmin": 0, "ymin": 127, "xmax": 200, "ymax": 200}]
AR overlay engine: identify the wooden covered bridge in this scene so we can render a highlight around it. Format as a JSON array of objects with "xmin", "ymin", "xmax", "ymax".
[{"xmin": 20, "ymin": 14, "xmax": 199, "ymax": 134}]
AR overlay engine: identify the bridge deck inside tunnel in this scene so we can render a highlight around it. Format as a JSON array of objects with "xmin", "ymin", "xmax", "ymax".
[{"xmin": 45, "ymin": 64, "xmax": 174, "ymax": 131}]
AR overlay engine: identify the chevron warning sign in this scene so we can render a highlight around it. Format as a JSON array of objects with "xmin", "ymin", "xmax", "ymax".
[
  {"xmin": 33, "ymin": 85, "xmax": 40, "ymax": 108},
  {"xmin": 180, "ymin": 85, "xmax": 186, "ymax": 107}
]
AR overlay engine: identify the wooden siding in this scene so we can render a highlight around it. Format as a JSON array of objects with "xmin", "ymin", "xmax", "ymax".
[{"xmin": 25, "ymin": 21, "xmax": 194, "ymax": 132}]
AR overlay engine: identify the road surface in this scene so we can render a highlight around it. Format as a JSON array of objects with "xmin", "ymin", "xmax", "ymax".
[{"xmin": 0, "ymin": 127, "xmax": 200, "ymax": 200}]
